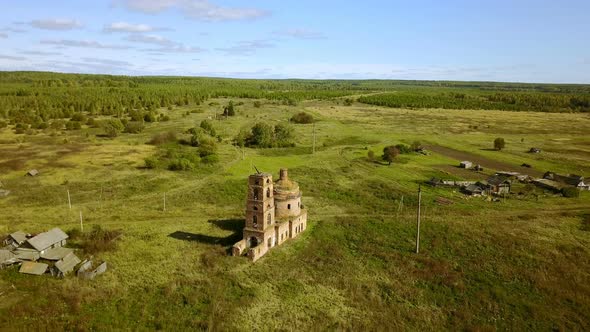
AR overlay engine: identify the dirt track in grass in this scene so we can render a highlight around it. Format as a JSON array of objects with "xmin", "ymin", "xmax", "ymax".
[{"xmin": 426, "ymin": 144, "xmax": 544, "ymax": 178}]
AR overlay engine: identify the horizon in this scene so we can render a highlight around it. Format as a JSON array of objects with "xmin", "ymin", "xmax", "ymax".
[{"xmin": 1, "ymin": 0, "xmax": 589, "ymax": 84}]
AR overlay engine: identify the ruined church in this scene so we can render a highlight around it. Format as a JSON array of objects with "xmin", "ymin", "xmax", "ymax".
[{"xmin": 232, "ymin": 169, "xmax": 307, "ymax": 261}]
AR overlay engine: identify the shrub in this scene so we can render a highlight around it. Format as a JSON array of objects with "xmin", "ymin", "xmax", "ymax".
[
  {"xmin": 125, "ymin": 121, "xmax": 145, "ymax": 133},
  {"xmin": 100, "ymin": 119, "xmax": 124, "ymax": 137},
  {"xmin": 148, "ymin": 131, "xmax": 177, "ymax": 145},
  {"xmin": 291, "ymin": 112, "xmax": 314, "ymax": 124},
  {"xmin": 70, "ymin": 113, "xmax": 87, "ymax": 122},
  {"xmin": 395, "ymin": 144, "xmax": 413, "ymax": 154},
  {"xmin": 161, "ymin": 115, "xmax": 170, "ymax": 121},
  {"xmin": 253, "ymin": 101, "xmax": 262, "ymax": 108},
  {"xmin": 86, "ymin": 117, "xmax": 96, "ymax": 127},
  {"xmin": 198, "ymin": 137, "xmax": 217, "ymax": 157},
  {"xmin": 411, "ymin": 141, "xmax": 422, "ymax": 151},
  {"xmin": 344, "ymin": 98, "xmax": 354, "ymax": 106},
  {"xmin": 201, "ymin": 154, "xmax": 219, "ymax": 164},
  {"xmin": 65, "ymin": 121, "xmax": 82, "ymax": 130},
  {"xmin": 562, "ymin": 187, "xmax": 580, "ymax": 198},
  {"xmin": 200, "ymin": 119, "xmax": 216, "ymax": 136},
  {"xmin": 144, "ymin": 157, "xmax": 158, "ymax": 169},
  {"xmin": 144, "ymin": 112, "xmax": 157, "ymax": 122},
  {"xmin": 494, "ymin": 137, "xmax": 506, "ymax": 150},
  {"xmin": 36, "ymin": 122, "xmax": 48, "ymax": 130},
  {"xmin": 223, "ymin": 101, "xmax": 236, "ymax": 116},
  {"xmin": 168, "ymin": 158, "xmax": 195, "ymax": 171},
  {"xmin": 249, "ymin": 122, "xmax": 274, "ymax": 147}
]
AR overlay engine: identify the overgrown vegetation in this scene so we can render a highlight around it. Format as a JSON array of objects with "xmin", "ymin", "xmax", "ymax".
[{"xmin": 290, "ymin": 111, "xmax": 314, "ymax": 124}]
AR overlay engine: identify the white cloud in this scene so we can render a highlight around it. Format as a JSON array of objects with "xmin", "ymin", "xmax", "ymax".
[
  {"xmin": 82, "ymin": 57, "xmax": 133, "ymax": 67},
  {"xmin": 145, "ymin": 45, "xmax": 205, "ymax": 53},
  {"xmin": 126, "ymin": 34, "xmax": 175, "ymax": 46},
  {"xmin": 274, "ymin": 28, "xmax": 326, "ymax": 40},
  {"xmin": 114, "ymin": 0, "xmax": 269, "ymax": 21},
  {"xmin": 41, "ymin": 39, "xmax": 130, "ymax": 49},
  {"xmin": 216, "ymin": 40, "xmax": 274, "ymax": 56},
  {"xmin": 30, "ymin": 19, "xmax": 83, "ymax": 30},
  {"xmin": 0, "ymin": 54, "xmax": 26, "ymax": 61},
  {"xmin": 104, "ymin": 22, "xmax": 169, "ymax": 33},
  {"xmin": 19, "ymin": 50, "xmax": 62, "ymax": 56}
]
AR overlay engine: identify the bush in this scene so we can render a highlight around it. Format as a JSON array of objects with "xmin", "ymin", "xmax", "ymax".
[
  {"xmin": 144, "ymin": 112, "xmax": 157, "ymax": 122},
  {"xmin": 86, "ymin": 117, "xmax": 96, "ymax": 127},
  {"xmin": 160, "ymin": 115, "xmax": 170, "ymax": 121},
  {"xmin": 291, "ymin": 112, "xmax": 314, "ymax": 124},
  {"xmin": 201, "ymin": 154, "xmax": 219, "ymax": 164},
  {"xmin": 71, "ymin": 113, "xmax": 87, "ymax": 122},
  {"xmin": 200, "ymin": 119, "xmax": 216, "ymax": 136},
  {"xmin": 494, "ymin": 137, "xmax": 506, "ymax": 150},
  {"xmin": 198, "ymin": 137, "xmax": 217, "ymax": 157},
  {"xmin": 395, "ymin": 144, "xmax": 412, "ymax": 154},
  {"xmin": 125, "ymin": 121, "xmax": 145, "ymax": 133},
  {"xmin": 65, "ymin": 121, "xmax": 82, "ymax": 130},
  {"xmin": 36, "ymin": 122, "xmax": 48, "ymax": 130},
  {"xmin": 562, "ymin": 187, "xmax": 580, "ymax": 198},
  {"xmin": 144, "ymin": 157, "xmax": 158, "ymax": 169},
  {"xmin": 100, "ymin": 119, "xmax": 124, "ymax": 137},
  {"xmin": 344, "ymin": 98, "xmax": 354, "ymax": 106},
  {"xmin": 148, "ymin": 131, "xmax": 177, "ymax": 145},
  {"xmin": 223, "ymin": 101, "xmax": 236, "ymax": 116},
  {"xmin": 168, "ymin": 158, "xmax": 195, "ymax": 171},
  {"xmin": 253, "ymin": 101, "xmax": 262, "ymax": 108},
  {"xmin": 411, "ymin": 141, "xmax": 422, "ymax": 151}
]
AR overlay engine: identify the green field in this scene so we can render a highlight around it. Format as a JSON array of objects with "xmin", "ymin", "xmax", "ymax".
[{"xmin": 0, "ymin": 74, "xmax": 589, "ymax": 330}]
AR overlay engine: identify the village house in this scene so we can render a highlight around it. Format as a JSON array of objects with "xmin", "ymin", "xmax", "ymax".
[
  {"xmin": 22, "ymin": 228, "xmax": 68, "ymax": 255},
  {"xmin": 233, "ymin": 169, "xmax": 308, "ymax": 262},
  {"xmin": 3, "ymin": 231, "xmax": 28, "ymax": 248},
  {"xmin": 483, "ymin": 175, "xmax": 512, "ymax": 195},
  {"xmin": 462, "ymin": 184, "xmax": 485, "ymax": 196}
]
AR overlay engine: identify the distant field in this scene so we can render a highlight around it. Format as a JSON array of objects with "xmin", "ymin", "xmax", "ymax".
[{"xmin": 0, "ymin": 74, "xmax": 589, "ymax": 330}]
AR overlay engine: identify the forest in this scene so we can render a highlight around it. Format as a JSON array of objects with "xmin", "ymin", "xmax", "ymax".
[{"xmin": 1, "ymin": 71, "xmax": 589, "ymax": 130}]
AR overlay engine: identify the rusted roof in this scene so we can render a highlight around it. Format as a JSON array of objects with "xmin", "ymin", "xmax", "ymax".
[
  {"xmin": 54, "ymin": 252, "xmax": 81, "ymax": 274},
  {"xmin": 27, "ymin": 228, "xmax": 68, "ymax": 251},
  {"xmin": 19, "ymin": 261, "xmax": 48, "ymax": 275},
  {"xmin": 40, "ymin": 247, "xmax": 73, "ymax": 261}
]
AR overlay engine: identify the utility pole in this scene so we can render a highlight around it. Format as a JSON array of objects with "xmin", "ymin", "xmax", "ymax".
[
  {"xmin": 415, "ymin": 185, "xmax": 422, "ymax": 254},
  {"xmin": 67, "ymin": 189, "xmax": 71, "ymax": 210},
  {"xmin": 79, "ymin": 210, "xmax": 84, "ymax": 232},
  {"xmin": 312, "ymin": 122, "xmax": 316, "ymax": 154}
]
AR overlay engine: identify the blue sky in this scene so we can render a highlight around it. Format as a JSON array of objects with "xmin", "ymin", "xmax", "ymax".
[{"xmin": 0, "ymin": 0, "xmax": 589, "ymax": 83}]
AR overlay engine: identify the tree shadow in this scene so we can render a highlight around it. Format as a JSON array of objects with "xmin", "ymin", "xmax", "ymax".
[{"xmin": 168, "ymin": 219, "xmax": 244, "ymax": 250}]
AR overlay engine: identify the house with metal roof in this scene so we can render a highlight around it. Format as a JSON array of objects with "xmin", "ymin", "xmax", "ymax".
[
  {"xmin": 24, "ymin": 228, "xmax": 68, "ymax": 254},
  {"xmin": 0, "ymin": 250, "xmax": 19, "ymax": 268}
]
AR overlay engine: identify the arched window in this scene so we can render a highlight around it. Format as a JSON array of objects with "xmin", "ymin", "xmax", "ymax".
[
  {"xmin": 266, "ymin": 188, "xmax": 271, "ymax": 198},
  {"xmin": 253, "ymin": 215, "xmax": 258, "ymax": 226},
  {"xmin": 266, "ymin": 179, "xmax": 270, "ymax": 184},
  {"xmin": 253, "ymin": 188, "xmax": 260, "ymax": 200},
  {"xmin": 267, "ymin": 237, "xmax": 272, "ymax": 248},
  {"xmin": 287, "ymin": 204, "xmax": 291, "ymax": 210},
  {"xmin": 267, "ymin": 213, "xmax": 272, "ymax": 225},
  {"xmin": 253, "ymin": 206, "xmax": 258, "ymax": 211}
]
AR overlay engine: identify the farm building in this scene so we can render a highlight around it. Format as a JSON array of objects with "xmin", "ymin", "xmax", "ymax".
[
  {"xmin": 0, "ymin": 250, "xmax": 18, "ymax": 268},
  {"xmin": 483, "ymin": 175, "xmax": 512, "ymax": 195},
  {"xmin": 19, "ymin": 261, "xmax": 48, "ymax": 276},
  {"xmin": 532, "ymin": 178, "xmax": 564, "ymax": 193},
  {"xmin": 459, "ymin": 161, "xmax": 473, "ymax": 169},
  {"xmin": 233, "ymin": 168, "xmax": 308, "ymax": 262}
]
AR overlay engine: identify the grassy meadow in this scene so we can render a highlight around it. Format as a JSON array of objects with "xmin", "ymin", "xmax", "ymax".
[{"xmin": 1, "ymin": 90, "xmax": 590, "ymax": 330}]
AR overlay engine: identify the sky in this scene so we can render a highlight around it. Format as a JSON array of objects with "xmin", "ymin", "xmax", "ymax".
[{"xmin": 0, "ymin": 0, "xmax": 589, "ymax": 83}]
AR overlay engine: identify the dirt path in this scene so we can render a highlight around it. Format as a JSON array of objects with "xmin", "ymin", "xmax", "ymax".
[{"xmin": 426, "ymin": 145, "xmax": 544, "ymax": 178}]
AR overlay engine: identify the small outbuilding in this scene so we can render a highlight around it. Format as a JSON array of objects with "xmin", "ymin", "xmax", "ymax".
[
  {"xmin": 485, "ymin": 175, "xmax": 512, "ymax": 195},
  {"xmin": 459, "ymin": 161, "xmax": 473, "ymax": 169},
  {"xmin": 529, "ymin": 147, "xmax": 541, "ymax": 153},
  {"xmin": 3, "ymin": 231, "xmax": 28, "ymax": 247},
  {"xmin": 0, "ymin": 250, "xmax": 18, "ymax": 268},
  {"xmin": 26, "ymin": 169, "xmax": 39, "ymax": 177}
]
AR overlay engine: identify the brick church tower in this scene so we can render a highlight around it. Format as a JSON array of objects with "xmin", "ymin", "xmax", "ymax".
[{"xmin": 233, "ymin": 169, "xmax": 308, "ymax": 261}]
